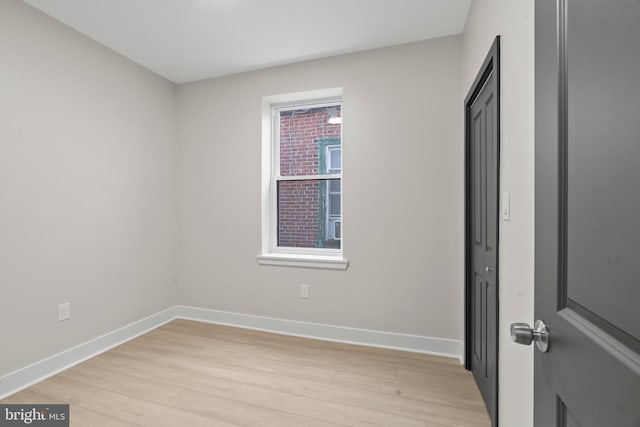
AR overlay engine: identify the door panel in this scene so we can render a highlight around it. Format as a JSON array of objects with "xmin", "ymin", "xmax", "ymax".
[
  {"xmin": 485, "ymin": 93, "xmax": 496, "ymax": 260},
  {"xmin": 535, "ymin": 1, "xmax": 640, "ymax": 426},
  {"xmin": 473, "ymin": 272, "xmax": 483, "ymax": 361},
  {"xmin": 474, "ymin": 112, "xmax": 483, "ymax": 245},
  {"xmin": 566, "ymin": 0, "xmax": 640, "ymax": 341}
]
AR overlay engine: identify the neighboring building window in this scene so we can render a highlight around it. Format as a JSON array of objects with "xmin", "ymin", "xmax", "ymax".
[
  {"xmin": 273, "ymin": 99, "xmax": 342, "ymax": 253},
  {"xmin": 322, "ymin": 142, "xmax": 342, "ymax": 243}
]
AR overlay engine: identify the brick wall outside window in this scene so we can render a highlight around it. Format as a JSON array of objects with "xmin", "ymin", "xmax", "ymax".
[{"xmin": 278, "ymin": 106, "xmax": 341, "ymax": 248}]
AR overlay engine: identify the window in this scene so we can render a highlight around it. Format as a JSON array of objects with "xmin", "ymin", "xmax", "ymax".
[{"xmin": 258, "ymin": 89, "xmax": 348, "ymax": 270}]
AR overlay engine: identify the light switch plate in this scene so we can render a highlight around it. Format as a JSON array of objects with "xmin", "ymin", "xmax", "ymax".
[{"xmin": 502, "ymin": 192, "xmax": 511, "ymax": 221}]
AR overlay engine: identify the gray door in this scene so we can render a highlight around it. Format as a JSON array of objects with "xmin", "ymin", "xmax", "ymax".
[
  {"xmin": 534, "ymin": 0, "xmax": 640, "ymax": 425},
  {"xmin": 467, "ymin": 44, "xmax": 499, "ymax": 425}
]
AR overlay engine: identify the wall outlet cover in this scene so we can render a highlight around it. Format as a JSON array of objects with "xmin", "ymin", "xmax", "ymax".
[
  {"xmin": 300, "ymin": 284, "xmax": 309, "ymax": 299},
  {"xmin": 58, "ymin": 302, "xmax": 71, "ymax": 322}
]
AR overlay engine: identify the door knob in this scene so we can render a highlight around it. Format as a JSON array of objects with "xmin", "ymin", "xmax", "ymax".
[
  {"xmin": 485, "ymin": 266, "xmax": 493, "ymax": 273},
  {"xmin": 510, "ymin": 319, "xmax": 549, "ymax": 352}
]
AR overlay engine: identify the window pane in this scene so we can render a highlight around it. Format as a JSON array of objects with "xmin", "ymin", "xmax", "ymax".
[
  {"xmin": 279, "ymin": 105, "xmax": 341, "ymax": 177},
  {"xmin": 277, "ymin": 179, "xmax": 341, "ymax": 249},
  {"xmin": 329, "ymin": 148, "xmax": 341, "ymax": 170},
  {"xmin": 329, "ymin": 179, "xmax": 340, "ymax": 192},
  {"xmin": 329, "ymin": 194, "xmax": 341, "ymax": 215}
]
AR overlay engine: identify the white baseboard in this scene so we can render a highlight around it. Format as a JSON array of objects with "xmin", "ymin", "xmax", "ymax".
[
  {"xmin": 0, "ymin": 306, "xmax": 178, "ymax": 400},
  {"xmin": 0, "ymin": 305, "xmax": 463, "ymax": 400},
  {"xmin": 176, "ymin": 305, "xmax": 463, "ymax": 362}
]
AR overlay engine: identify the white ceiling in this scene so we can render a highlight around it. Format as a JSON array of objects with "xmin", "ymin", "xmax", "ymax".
[{"xmin": 21, "ymin": 0, "xmax": 472, "ymax": 84}]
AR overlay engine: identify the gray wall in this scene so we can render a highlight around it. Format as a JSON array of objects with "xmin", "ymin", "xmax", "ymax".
[
  {"xmin": 0, "ymin": 0, "xmax": 177, "ymax": 376},
  {"xmin": 175, "ymin": 36, "xmax": 465, "ymax": 342},
  {"xmin": 461, "ymin": 0, "xmax": 535, "ymax": 425}
]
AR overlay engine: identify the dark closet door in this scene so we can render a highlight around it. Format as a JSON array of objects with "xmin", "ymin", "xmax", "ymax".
[{"xmin": 466, "ymin": 40, "xmax": 499, "ymax": 426}]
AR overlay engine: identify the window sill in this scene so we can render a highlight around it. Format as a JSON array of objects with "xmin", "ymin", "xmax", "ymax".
[{"xmin": 256, "ymin": 253, "xmax": 349, "ymax": 270}]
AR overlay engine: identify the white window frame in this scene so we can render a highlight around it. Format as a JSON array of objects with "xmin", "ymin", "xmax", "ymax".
[{"xmin": 257, "ymin": 88, "xmax": 348, "ymax": 270}]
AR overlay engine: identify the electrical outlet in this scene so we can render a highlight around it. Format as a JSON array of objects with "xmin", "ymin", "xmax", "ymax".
[
  {"xmin": 300, "ymin": 284, "xmax": 309, "ymax": 299},
  {"xmin": 57, "ymin": 302, "xmax": 70, "ymax": 322}
]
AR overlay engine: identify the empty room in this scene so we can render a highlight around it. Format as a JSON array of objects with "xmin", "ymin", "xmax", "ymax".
[{"xmin": 1, "ymin": 0, "xmax": 638, "ymax": 426}]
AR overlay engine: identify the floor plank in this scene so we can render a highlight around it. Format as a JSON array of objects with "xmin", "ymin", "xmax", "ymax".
[{"xmin": 1, "ymin": 320, "xmax": 491, "ymax": 427}]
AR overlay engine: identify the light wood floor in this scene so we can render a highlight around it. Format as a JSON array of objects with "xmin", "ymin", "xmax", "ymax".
[{"xmin": 2, "ymin": 319, "xmax": 491, "ymax": 426}]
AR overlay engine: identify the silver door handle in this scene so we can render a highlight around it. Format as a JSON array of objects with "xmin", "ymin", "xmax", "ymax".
[
  {"xmin": 485, "ymin": 266, "xmax": 493, "ymax": 272},
  {"xmin": 510, "ymin": 320, "xmax": 549, "ymax": 352}
]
